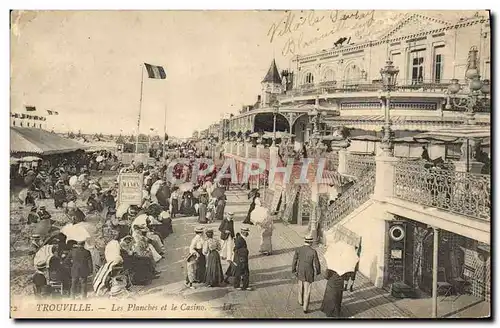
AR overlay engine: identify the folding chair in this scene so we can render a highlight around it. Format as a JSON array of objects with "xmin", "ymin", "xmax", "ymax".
[
  {"xmin": 451, "ymin": 264, "xmax": 474, "ymax": 301},
  {"xmin": 437, "ymin": 267, "xmax": 453, "ymax": 301}
]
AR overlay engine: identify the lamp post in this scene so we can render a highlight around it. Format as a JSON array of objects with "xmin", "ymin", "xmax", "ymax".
[
  {"xmin": 445, "ymin": 46, "xmax": 490, "ymax": 126},
  {"xmin": 307, "ymin": 96, "xmax": 327, "ymax": 244},
  {"xmin": 272, "ymin": 101, "xmax": 280, "ymax": 147},
  {"xmin": 378, "ymin": 59, "xmax": 400, "ymax": 156}
]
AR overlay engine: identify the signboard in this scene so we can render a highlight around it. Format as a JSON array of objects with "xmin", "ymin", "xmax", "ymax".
[
  {"xmin": 118, "ymin": 173, "xmax": 144, "ymax": 207},
  {"xmin": 120, "ymin": 153, "xmax": 149, "ymax": 165}
]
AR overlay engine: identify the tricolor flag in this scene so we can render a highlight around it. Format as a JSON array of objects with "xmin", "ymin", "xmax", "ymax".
[
  {"xmin": 144, "ymin": 63, "xmax": 166, "ymax": 79},
  {"xmin": 25, "ymin": 106, "xmax": 36, "ymax": 111},
  {"xmin": 47, "ymin": 110, "xmax": 59, "ymax": 115}
]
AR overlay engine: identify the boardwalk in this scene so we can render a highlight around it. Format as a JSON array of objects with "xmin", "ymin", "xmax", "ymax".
[{"xmin": 134, "ymin": 187, "xmax": 413, "ymax": 318}]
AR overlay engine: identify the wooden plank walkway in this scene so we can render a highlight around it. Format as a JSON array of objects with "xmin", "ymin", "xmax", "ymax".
[{"xmin": 135, "ymin": 187, "xmax": 417, "ymax": 318}]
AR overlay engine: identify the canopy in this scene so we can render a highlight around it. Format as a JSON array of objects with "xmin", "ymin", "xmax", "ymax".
[
  {"xmin": 413, "ymin": 126, "xmax": 491, "ymax": 143},
  {"xmin": 11, "ymin": 127, "xmax": 88, "ymax": 155},
  {"xmin": 262, "ymin": 131, "xmax": 295, "ymax": 139},
  {"xmin": 350, "ymin": 135, "xmax": 380, "ymax": 142}
]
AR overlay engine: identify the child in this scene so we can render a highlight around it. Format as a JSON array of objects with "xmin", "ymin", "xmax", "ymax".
[
  {"xmin": 66, "ymin": 240, "xmax": 93, "ymax": 299},
  {"xmin": 33, "ymin": 263, "xmax": 49, "ymax": 299}
]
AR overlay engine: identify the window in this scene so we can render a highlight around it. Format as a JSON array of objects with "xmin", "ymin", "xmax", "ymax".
[
  {"xmin": 27, "ymin": 122, "xmax": 30, "ymax": 127},
  {"xmin": 323, "ymin": 69, "xmax": 335, "ymax": 82},
  {"xmin": 305, "ymin": 72, "xmax": 314, "ymax": 84},
  {"xmin": 411, "ymin": 49, "xmax": 425, "ymax": 84},
  {"xmin": 433, "ymin": 46, "xmax": 444, "ymax": 83},
  {"xmin": 13, "ymin": 121, "xmax": 15, "ymax": 126}
]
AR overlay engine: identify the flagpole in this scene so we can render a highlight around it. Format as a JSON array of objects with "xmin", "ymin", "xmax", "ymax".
[
  {"xmin": 135, "ymin": 65, "xmax": 144, "ymax": 155},
  {"xmin": 163, "ymin": 104, "xmax": 167, "ymax": 160}
]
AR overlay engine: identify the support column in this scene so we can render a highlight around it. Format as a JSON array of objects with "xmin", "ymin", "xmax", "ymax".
[
  {"xmin": 431, "ymin": 226, "xmax": 440, "ymax": 318},
  {"xmin": 245, "ymin": 142, "xmax": 250, "ymax": 158},
  {"xmin": 374, "ymin": 154, "xmax": 399, "ymax": 200},
  {"xmin": 337, "ymin": 148, "xmax": 348, "ymax": 175},
  {"xmin": 309, "ymin": 182, "xmax": 319, "ymax": 244}
]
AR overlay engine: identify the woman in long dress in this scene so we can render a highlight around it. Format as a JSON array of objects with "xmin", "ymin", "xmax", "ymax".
[
  {"xmin": 181, "ymin": 191, "xmax": 195, "ymax": 216},
  {"xmin": 169, "ymin": 188, "xmax": 180, "ymax": 218},
  {"xmin": 203, "ymin": 229, "xmax": 224, "ymax": 287},
  {"xmin": 320, "ymin": 269, "xmax": 345, "ymax": 318},
  {"xmin": 252, "ymin": 198, "xmax": 272, "ymax": 255},
  {"xmin": 198, "ymin": 191, "xmax": 208, "ymax": 224},
  {"xmin": 243, "ymin": 192, "xmax": 259, "ymax": 225},
  {"xmin": 215, "ymin": 195, "xmax": 226, "ymax": 221}
]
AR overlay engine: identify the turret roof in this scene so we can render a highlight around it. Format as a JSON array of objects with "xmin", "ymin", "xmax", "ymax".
[{"xmin": 262, "ymin": 59, "xmax": 282, "ymax": 84}]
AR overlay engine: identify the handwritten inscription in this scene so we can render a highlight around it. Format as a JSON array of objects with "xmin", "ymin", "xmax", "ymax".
[{"xmin": 267, "ymin": 10, "xmax": 377, "ymax": 57}]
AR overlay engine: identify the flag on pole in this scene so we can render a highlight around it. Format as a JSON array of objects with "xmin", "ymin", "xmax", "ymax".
[
  {"xmin": 144, "ymin": 63, "xmax": 166, "ymax": 79},
  {"xmin": 25, "ymin": 106, "xmax": 36, "ymax": 111},
  {"xmin": 47, "ymin": 110, "xmax": 59, "ymax": 115}
]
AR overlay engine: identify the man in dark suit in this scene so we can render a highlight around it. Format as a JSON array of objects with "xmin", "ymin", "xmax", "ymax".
[
  {"xmin": 233, "ymin": 240, "xmax": 251, "ymax": 291},
  {"xmin": 292, "ymin": 236, "xmax": 321, "ymax": 313},
  {"xmin": 66, "ymin": 241, "xmax": 93, "ymax": 299}
]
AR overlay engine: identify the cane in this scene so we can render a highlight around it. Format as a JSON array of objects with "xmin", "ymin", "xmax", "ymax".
[{"xmin": 285, "ymin": 273, "xmax": 298, "ymax": 313}]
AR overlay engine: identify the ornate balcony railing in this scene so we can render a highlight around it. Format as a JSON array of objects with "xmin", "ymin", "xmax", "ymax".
[
  {"xmin": 280, "ymin": 79, "xmax": 471, "ymax": 99},
  {"xmin": 321, "ymin": 167, "xmax": 376, "ymax": 231},
  {"xmin": 345, "ymin": 152, "xmax": 376, "ymax": 178},
  {"xmin": 393, "ymin": 162, "xmax": 491, "ymax": 221}
]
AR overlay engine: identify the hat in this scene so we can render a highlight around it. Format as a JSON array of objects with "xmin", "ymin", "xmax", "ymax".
[
  {"xmin": 241, "ymin": 227, "xmax": 249, "ymax": 232},
  {"xmin": 31, "ymin": 206, "xmax": 38, "ymax": 211},
  {"xmin": 36, "ymin": 263, "xmax": 47, "ymax": 270},
  {"xmin": 205, "ymin": 228, "xmax": 214, "ymax": 234},
  {"xmin": 194, "ymin": 226, "xmax": 204, "ymax": 233},
  {"xmin": 304, "ymin": 236, "xmax": 314, "ymax": 243},
  {"xmin": 39, "ymin": 205, "xmax": 46, "ymax": 210},
  {"xmin": 227, "ymin": 212, "xmax": 234, "ymax": 217}
]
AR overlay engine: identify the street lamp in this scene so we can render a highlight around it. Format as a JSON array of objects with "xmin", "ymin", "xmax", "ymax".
[
  {"xmin": 378, "ymin": 59, "xmax": 400, "ymax": 156},
  {"xmin": 445, "ymin": 46, "xmax": 490, "ymax": 125},
  {"xmin": 271, "ymin": 101, "xmax": 280, "ymax": 147},
  {"xmin": 308, "ymin": 96, "xmax": 327, "ymax": 153}
]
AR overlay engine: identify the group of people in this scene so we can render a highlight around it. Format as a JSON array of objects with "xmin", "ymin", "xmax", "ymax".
[{"xmin": 185, "ymin": 216, "xmax": 251, "ymax": 291}]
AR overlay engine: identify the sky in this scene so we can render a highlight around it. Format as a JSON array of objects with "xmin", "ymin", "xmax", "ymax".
[{"xmin": 10, "ymin": 10, "xmax": 483, "ymax": 138}]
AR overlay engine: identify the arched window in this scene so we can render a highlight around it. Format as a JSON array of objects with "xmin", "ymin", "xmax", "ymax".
[
  {"xmin": 305, "ymin": 72, "xmax": 314, "ymax": 84},
  {"xmin": 323, "ymin": 69, "xmax": 335, "ymax": 82},
  {"xmin": 20, "ymin": 122, "xmax": 23, "ymax": 127},
  {"xmin": 344, "ymin": 64, "xmax": 362, "ymax": 84},
  {"xmin": 13, "ymin": 121, "xmax": 15, "ymax": 126},
  {"xmin": 27, "ymin": 122, "xmax": 30, "ymax": 127}
]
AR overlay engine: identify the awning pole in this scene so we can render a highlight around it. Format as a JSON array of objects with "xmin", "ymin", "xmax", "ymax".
[{"xmin": 432, "ymin": 227, "xmax": 439, "ymax": 318}]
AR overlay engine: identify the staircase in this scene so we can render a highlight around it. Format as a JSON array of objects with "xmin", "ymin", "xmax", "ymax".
[{"xmin": 321, "ymin": 167, "xmax": 376, "ymax": 232}]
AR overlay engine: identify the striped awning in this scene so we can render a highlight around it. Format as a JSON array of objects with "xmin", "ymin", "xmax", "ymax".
[{"xmin": 11, "ymin": 126, "xmax": 88, "ymax": 155}]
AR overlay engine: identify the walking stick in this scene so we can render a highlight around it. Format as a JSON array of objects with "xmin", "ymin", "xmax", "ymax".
[{"xmin": 285, "ymin": 274, "xmax": 298, "ymax": 314}]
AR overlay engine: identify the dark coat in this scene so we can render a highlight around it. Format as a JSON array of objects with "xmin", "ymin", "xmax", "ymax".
[
  {"xmin": 66, "ymin": 247, "xmax": 93, "ymax": 278},
  {"xmin": 320, "ymin": 269, "xmax": 344, "ymax": 317},
  {"xmin": 292, "ymin": 245, "xmax": 321, "ymax": 283},
  {"xmin": 234, "ymin": 234, "xmax": 247, "ymax": 250},
  {"xmin": 218, "ymin": 219, "xmax": 235, "ymax": 240},
  {"xmin": 234, "ymin": 247, "xmax": 249, "ymax": 274}
]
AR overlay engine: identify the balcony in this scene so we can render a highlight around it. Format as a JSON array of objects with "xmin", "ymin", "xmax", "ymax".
[
  {"xmin": 280, "ymin": 79, "xmax": 470, "ymax": 100},
  {"xmin": 393, "ymin": 161, "xmax": 490, "ymax": 221},
  {"xmin": 345, "ymin": 152, "xmax": 376, "ymax": 178}
]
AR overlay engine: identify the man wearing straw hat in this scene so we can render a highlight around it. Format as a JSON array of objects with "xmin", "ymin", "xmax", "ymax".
[{"xmin": 292, "ymin": 236, "xmax": 321, "ymax": 314}]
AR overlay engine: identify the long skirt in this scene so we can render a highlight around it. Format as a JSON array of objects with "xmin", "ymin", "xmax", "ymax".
[
  {"xmin": 198, "ymin": 203, "xmax": 208, "ymax": 224},
  {"xmin": 220, "ymin": 236, "xmax": 234, "ymax": 260},
  {"xmin": 320, "ymin": 275, "xmax": 344, "ymax": 317},
  {"xmin": 127, "ymin": 256, "xmax": 155, "ymax": 285},
  {"xmin": 205, "ymin": 250, "xmax": 224, "ymax": 287},
  {"xmin": 259, "ymin": 226, "xmax": 272, "ymax": 253},
  {"xmin": 182, "ymin": 199, "xmax": 194, "ymax": 216},
  {"xmin": 243, "ymin": 203, "xmax": 255, "ymax": 224},
  {"xmin": 195, "ymin": 248, "xmax": 206, "ymax": 283},
  {"xmin": 215, "ymin": 202, "xmax": 225, "ymax": 220},
  {"xmin": 170, "ymin": 199, "xmax": 179, "ymax": 217}
]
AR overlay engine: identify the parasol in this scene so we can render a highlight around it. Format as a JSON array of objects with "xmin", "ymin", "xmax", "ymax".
[
  {"xmin": 10, "ymin": 158, "xmax": 20, "ymax": 165},
  {"xmin": 179, "ymin": 182, "xmax": 194, "ymax": 192},
  {"xmin": 132, "ymin": 214, "xmax": 149, "ymax": 227},
  {"xmin": 211, "ymin": 187, "xmax": 225, "ymax": 199},
  {"xmin": 248, "ymin": 188, "xmax": 259, "ymax": 199},
  {"xmin": 61, "ymin": 223, "xmax": 92, "ymax": 242},
  {"xmin": 150, "ymin": 180, "xmax": 163, "ymax": 197},
  {"xmin": 96, "ymin": 156, "xmax": 105, "ymax": 162},
  {"xmin": 115, "ymin": 203, "xmax": 130, "ymax": 219},
  {"xmin": 250, "ymin": 205, "xmax": 268, "ymax": 225},
  {"xmin": 193, "ymin": 190, "xmax": 202, "ymax": 198},
  {"xmin": 324, "ymin": 241, "xmax": 359, "ymax": 276},
  {"xmin": 21, "ymin": 156, "xmax": 42, "ymax": 162}
]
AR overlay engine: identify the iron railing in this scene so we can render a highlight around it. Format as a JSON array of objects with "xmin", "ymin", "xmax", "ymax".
[
  {"xmin": 325, "ymin": 151, "xmax": 339, "ymax": 171},
  {"xmin": 393, "ymin": 161, "xmax": 491, "ymax": 221},
  {"xmin": 321, "ymin": 167, "xmax": 376, "ymax": 231},
  {"xmin": 345, "ymin": 153, "xmax": 376, "ymax": 178},
  {"xmin": 280, "ymin": 79, "xmax": 470, "ymax": 98}
]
